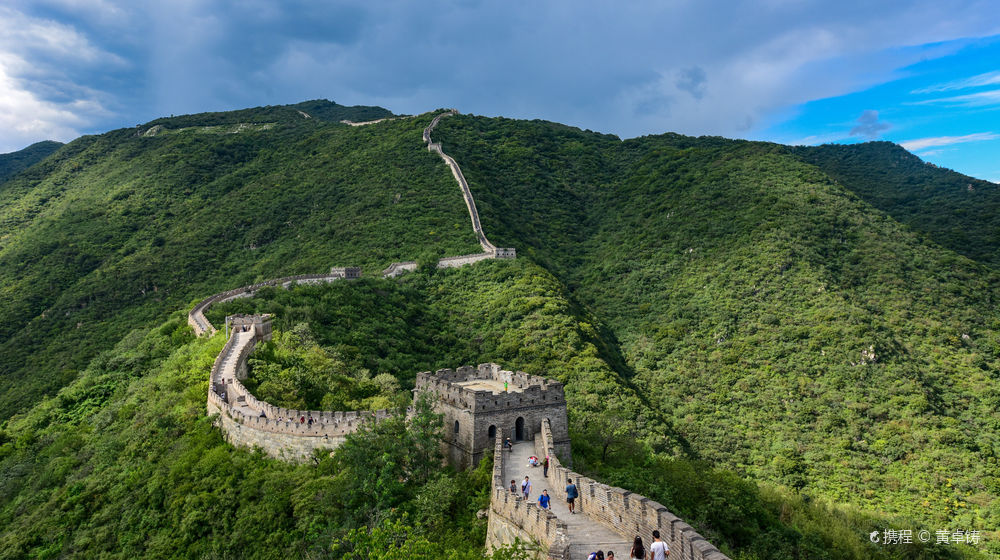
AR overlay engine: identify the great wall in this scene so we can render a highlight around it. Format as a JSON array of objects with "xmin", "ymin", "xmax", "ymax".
[{"xmin": 190, "ymin": 111, "xmax": 730, "ymax": 559}]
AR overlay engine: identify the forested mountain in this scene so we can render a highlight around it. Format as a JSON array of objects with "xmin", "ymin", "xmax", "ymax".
[
  {"xmin": 0, "ymin": 100, "xmax": 478, "ymax": 420},
  {"xmin": 1, "ymin": 102, "xmax": 998, "ymax": 559},
  {"xmin": 0, "ymin": 140, "xmax": 63, "ymax": 184},
  {"xmin": 789, "ymin": 142, "xmax": 1000, "ymax": 269},
  {"xmin": 433, "ymin": 115, "xmax": 1000, "ymax": 543}
]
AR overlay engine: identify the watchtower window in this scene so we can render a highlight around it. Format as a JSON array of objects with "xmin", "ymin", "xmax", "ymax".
[{"xmin": 454, "ymin": 420, "xmax": 460, "ymax": 434}]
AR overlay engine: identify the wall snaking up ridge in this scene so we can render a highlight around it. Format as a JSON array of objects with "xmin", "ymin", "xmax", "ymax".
[{"xmin": 188, "ymin": 110, "xmax": 729, "ymax": 558}]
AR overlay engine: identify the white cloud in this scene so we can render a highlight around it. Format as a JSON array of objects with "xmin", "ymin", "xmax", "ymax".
[
  {"xmin": 899, "ymin": 132, "xmax": 1000, "ymax": 151},
  {"xmin": 914, "ymin": 88, "xmax": 1000, "ymax": 107},
  {"xmin": 912, "ymin": 70, "xmax": 1000, "ymax": 93},
  {"xmin": 0, "ymin": 6, "xmax": 114, "ymax": 152}
]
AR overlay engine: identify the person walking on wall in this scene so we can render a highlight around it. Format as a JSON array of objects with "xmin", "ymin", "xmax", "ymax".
[
  {"xmin": 538, "ymin": 489, "xmax": 551, "ymax": 510},
  {"xmin": 648, "ymin": 530, "xmax": 669, "ymax": 559},
  {"xmin": 521, "ymin": 476, "xmax": 531, "ymax": 500},
  {"xmin": 629, "ymin": 536, "xmax": 645, "ymax": 560},
  {"xmin": 510, "ymin": 480, "xmax": 517, "ymax": 494},
  {"xmin": 565, "ymin": 478, "xmax": 579, "ymax": 514},
  {"xmin": 543, "ymin": 455, "xmax": 549, "ymax": 477}
]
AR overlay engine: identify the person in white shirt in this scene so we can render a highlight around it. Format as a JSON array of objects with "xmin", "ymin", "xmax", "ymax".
[{"xmin": 648, "ymin": 530, "xmax": 669, "ymax": 559}]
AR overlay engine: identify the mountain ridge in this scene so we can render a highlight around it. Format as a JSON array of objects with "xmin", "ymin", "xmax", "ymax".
[{"xmin": 1, "ymin": 101, "xmax": 998, "ymax": 558}]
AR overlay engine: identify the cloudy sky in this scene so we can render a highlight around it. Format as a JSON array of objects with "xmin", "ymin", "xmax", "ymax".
[{"xmin": 2, "ymin": 0, "xmax": 1000, "ymax": 181}]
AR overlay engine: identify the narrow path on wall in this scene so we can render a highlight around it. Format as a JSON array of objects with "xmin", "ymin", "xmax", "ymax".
[
  {"xmin": 505, "ymin": 442, "xmax": 631, "ymax": 557},
  {"xmin": 424, "ymin": 111, "xmax": 497, "ymax": 254},
  {"xmin": 215, "ymin": 330, "xmax": 261, "ymax": 417}
]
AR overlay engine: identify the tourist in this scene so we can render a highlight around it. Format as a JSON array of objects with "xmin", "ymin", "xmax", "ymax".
[
  {"xmin": 606, "ymin": 552, "xmax": 615, "ymax": 560},
  {"xmin": 307, "ymin": 417, "xmax": 313, "ymax": 427},
  {"xmin": 586, "ymin": 552, "xmax": 604, "ymax": 560},
  {"xmin": 538, "ymin": 490, "xmax": 550, "ymax": 510},
  {"xmin": 510, "ymin": 480, "xmax": 517, "ymax": 494},
  {"xmin": 528, "ymin": 455, "xmax": 538, "ymax": 467},
  {"xmin": 565, "ymin": 478, "xmax": 579, "ymax": 514},
  {"xmin": 543, "ymin": 455, "xmax": 549, "ymax": 477},
  {"xmin": 629, "ymin": 536, "xmax": 645, "ymax": 560},
  {"xmin": 521, "ymin": 476, "xmax": 532, "ymax": 500},
  {"xmin": 504, "ymin": 437, "xmax": 513, "ymax": 452},
  {"xmin": 648, "ymin": 530, "xmax": 669, "ymax": 559}
]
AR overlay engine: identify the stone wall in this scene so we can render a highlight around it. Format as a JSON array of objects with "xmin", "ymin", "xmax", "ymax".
[
  {"xmin": 415, "ymin": 364, "xmax": 572, "ymax": 468},
  {"xmin": 188, "ymin": 268, "xmax": 360, "ymax": 336},
  {"xmin": 204, "ymin": 312, "xmax": 406, "ymax": 461},
  {"xmin": 208, "ymin": 394, "xmax": 350, "ymax": 461},
  {"xmin": 487, "ymin": 434, "xmax": 571, "ymax": 559},
  {"xmin": 423, "ymin": 110, "xmax": 516, "ymax": 259},
  {"xmin": 382, "ymin": 261, "xmax": 418, "ymax": 277},
  {"xmin": 437, "ymin": 252, "xmax": 495, "ymax": 268},
  {"xmin": 534, "ymin": 421, "xmax": 731, "ymax": 560}
]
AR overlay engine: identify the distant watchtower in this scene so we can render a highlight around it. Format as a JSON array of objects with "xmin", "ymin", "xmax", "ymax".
[{"xmin": 414, "ymin": 363, "xmax": 571, "ymax": 469}]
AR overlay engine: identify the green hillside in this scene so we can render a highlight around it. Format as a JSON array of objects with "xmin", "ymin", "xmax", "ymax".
[
  {"xmin": 4, "ymin": 263, "xmax": 983, "ymax": 559},
  {"xmin": 0, "ymin": 101, "xmax": 479, "ymax": 419},
  {"xmin": 0, "ymin": 140, "xmax": 63, "ymax": 184},
  {"xmin": 2, "ymin": 102, "xmax": 1000, "ymax": 558},
  {"xmin": 433, "ymin": 115, "xmax": 1000, "ymax": 537},
  {"xmin": 789, "ymin": 142, "xmax": 1000, "ymax": 270}
]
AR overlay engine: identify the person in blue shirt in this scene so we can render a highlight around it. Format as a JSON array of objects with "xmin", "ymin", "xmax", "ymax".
[
  {"xmin": 565, "ymin": 478, "xmax": 579, "ymax": 513},
  {"xmin": 538, "ymin": 490, "xmax": 551, "ymax": 510}
]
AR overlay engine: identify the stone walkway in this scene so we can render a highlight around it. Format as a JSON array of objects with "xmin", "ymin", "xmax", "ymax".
[
  {"xmin": 504, "ymin": 442, "xmax": 631, "ymax": 559},
  {"xmin": 218, "ymin": 330, "xmax": 260, "ymax": 417}
]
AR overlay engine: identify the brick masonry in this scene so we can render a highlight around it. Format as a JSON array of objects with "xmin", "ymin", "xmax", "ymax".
[
  {"xmin": 415, "ymin": 363, "xmax": 572, "ymax": 469},
  {"xmin": 532, "ymin": 420, "xmax": 731, "ymax": 560}
]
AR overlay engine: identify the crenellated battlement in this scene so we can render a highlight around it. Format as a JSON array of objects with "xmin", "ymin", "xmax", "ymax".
[
  {"xmin": 414, "ymin": 363, "xmax": 566, "ymax": 414},
  {"xmin": 205, "ymin": 312, "xmax": 412, "ymax": 460},
  {"xmin": 413, "ymin": 362, "xmax": 570, "ymax": 470}
]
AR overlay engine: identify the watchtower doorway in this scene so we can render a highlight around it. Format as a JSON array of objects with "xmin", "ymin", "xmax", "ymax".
[
  {"xmin": 488, "ymin": 425, "xmax": 496, "ymax": 439},
  {"xmin": 515, "ymin": 417, "xmax": 525, "ymax": 441}
]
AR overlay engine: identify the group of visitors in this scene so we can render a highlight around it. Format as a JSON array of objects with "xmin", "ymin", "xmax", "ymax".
[
  {"xmin": 511, "ymin": 475, "xmax": 669, "ymax": 559},
  {"xmin": 586, "ymin": 532, "xmax": 670, "ymax": 560},
  {"xmin": 526, "ymin": 454, "xmax": 550, "ymax": 476}
]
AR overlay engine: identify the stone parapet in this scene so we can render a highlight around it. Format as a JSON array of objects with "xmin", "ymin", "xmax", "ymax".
[
  {"xmin": 205, "ymin": 312, "xmax": 406, "ymax": 460},
  {"xmin": 487, "ymin": 434, "xmax": 571, "ymax": 559},
  {"xmin": 188, "ymin": 268, "xmax": 360, "ymax": 336},
  {"xmin": 535, "ymin": 420, "xmax": 730, "ymax": 560},
  {"xmin": 382, "ymin": 261, "xmax": 418, "ymax": 277}
]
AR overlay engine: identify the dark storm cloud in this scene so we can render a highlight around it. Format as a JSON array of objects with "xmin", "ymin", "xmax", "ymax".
[{"xmin": 1, "ymin": 0, "xmax": 999, "ymax": 152}]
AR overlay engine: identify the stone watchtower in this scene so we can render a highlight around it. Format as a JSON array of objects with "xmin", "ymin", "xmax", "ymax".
[{"xmin": 414, "ymin": 363, "xmax": 571, "ymax": 469}]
